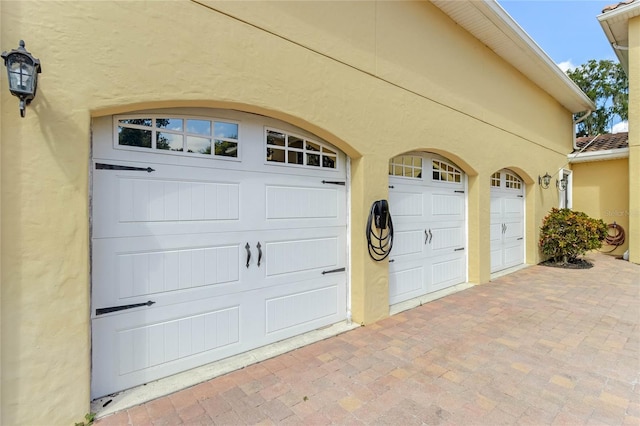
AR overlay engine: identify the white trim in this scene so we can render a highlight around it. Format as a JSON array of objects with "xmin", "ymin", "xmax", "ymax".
[
  {"xmin": 598, "ymin": 1, "xmax": 640, "ymax": 23},
  {"xmin": 598, "ymin": 2, "xmax": 640, "ymax": 73},
  {"xmin": 346, "ymin": 157, "xmax": 353, "ymax": 325},
  {"xmin": 558, "ymin": 169, "xmax": 572, "ymax": 209},
  {"xmin": 568, "ymin": 147, "xmax": 630, "ymax": 163}
]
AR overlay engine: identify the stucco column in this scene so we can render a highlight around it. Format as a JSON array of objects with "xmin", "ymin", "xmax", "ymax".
[
  {"xmin": 629, "ymin": 17, "xmax": 640, "ymax": 264},
  {"xmin": 349, "ymin": 155, "xmax": 392, "ymax": 325},
  {"xmin": 466, "ymin": 173, "xmax": 491, "ymax": 284}
]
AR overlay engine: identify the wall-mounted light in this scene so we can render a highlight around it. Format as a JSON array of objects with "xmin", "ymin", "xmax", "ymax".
[
  {"xmin": 1, "ymin": 40, "xmax": 42, "ymax": 118},
  {"xmin": 538, "ymin": 172, "xmax": 551, "ymax": 189},
  {"xmin": 556, "ymin": 176, "xmax": 568, "ymax": 191}
]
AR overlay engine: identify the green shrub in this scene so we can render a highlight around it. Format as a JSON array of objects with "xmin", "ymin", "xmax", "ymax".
[{"xmin": 539, "ymin": 208, "xmax": 607, "ymax": 263}]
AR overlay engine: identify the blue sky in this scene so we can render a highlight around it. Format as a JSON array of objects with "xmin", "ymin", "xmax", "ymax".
[{"xmin": 498, "ymin": 1, "xmax": 617, "ymax": 71}]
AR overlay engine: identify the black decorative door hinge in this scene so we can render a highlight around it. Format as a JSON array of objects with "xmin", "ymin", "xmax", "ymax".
[
  {"xmin": 322, "ymin": 180, "xmax": 346, "ymax": 186},
  {"xmin": 96, "ymin": 163, "xmax": 155, "ymax": 173},
  {"xmin": 96, "ymin": 300, "xmax": 156, "ymax": 315},
  {"xmin": 322, "ymin": 267, "xmax": 346, "ymax": 275}
]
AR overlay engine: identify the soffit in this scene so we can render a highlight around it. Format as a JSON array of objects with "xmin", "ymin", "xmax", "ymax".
[
  {"xmin": 598, "ymin": 1, "xmax": 640, "ymax": 73},
  {"xmin": 430, "ymin": 0, "xmax": 595, "ymax": 113}
]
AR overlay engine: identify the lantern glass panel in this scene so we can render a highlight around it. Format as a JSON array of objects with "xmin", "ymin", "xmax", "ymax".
[{"xmin": 7, "ymin": 55, "xmax": 35, "ymax": 93}]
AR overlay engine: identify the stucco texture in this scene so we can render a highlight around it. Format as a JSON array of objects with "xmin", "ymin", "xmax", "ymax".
[
  {"xmin": 1, "ymin": 1, "xmax": 575, "ymax": 423},
  {"xmin": 572, "ymin": 158, "xmax": 629, "ymax": 256}
]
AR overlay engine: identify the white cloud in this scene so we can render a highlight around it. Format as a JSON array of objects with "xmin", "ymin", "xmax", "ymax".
[
  {"xmin": 557, "ymin": 60, "xmax": 576, "ymax": 72},
  {"xmin": 612, "ymin": 121, "xmax": 628, "ymax": 133}
]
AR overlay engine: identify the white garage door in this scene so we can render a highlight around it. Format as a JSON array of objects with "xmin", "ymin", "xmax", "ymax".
[
  {"xmin": 91, "ymin": 110, "xmax": 348, "ymax": 398},
  {"xmin": 388, "ymin": 154, "xmax": 467, "ymax": 305},
  {"xmin": 490, "ymin": 170, "xmax": 525, "ymax": 273}
]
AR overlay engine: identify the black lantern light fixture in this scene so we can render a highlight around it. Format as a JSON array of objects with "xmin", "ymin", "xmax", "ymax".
[
  {"xmin": 556, "ymin": 176, "xmax": 568, "ymax": 191},
  {"xmin": 538, "ymin": 172, "xmax": 551, "ymax": 189},
  {"xmin": 2, "ymin": 40, "xmax": 42, "ymax": 117}
]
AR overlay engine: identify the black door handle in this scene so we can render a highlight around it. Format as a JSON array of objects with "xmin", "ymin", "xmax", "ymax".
[
  {"xmin": 245, "ymin": 243, "xmax": 251, "ymax": 268},
  {"xmin": 257, "ymin": 242, "xmax": 262, "ymax": 267}
]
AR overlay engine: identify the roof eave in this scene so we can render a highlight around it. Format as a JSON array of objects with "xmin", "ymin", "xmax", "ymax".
[
  {"xmin": 598, "ymin": 2, "xmax": 640, "ymax": 75},
  {"xmin": 431, "ymin": 0, "xmax": 595, "ymax": 113},
  {"xmin": 568, "ymin": 147, "xmax": 630, "ymax": 163}
]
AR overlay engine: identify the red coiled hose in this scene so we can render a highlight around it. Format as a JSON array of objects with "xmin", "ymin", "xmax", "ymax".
[{"xmin": 601, "ymin": 222, "xmax": 625, "ymax": 252}]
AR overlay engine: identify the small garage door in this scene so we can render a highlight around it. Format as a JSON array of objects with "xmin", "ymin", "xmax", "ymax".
[
  {"xmin": 91, "ymin": 110, "xmax": 348, "ymax": 398},
  {"xmin": 388, "ymin": 153, "xmax": 467, "ymax": 305},
  {"xmin": 490, "ymin": 170, "xmax": 525, "ymax": 273}
]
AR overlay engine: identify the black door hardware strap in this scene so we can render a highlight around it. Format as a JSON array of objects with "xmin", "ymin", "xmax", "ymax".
[
  {"xmin": 96, "ymin": 163, "xmax": 155, "ymax": 173},
  {"xmin": 96, "ymin": 300, "xmax": 155, "ymax": 315},
  {"xmin": 321, "ymin": 180, "xmax": 346, "ymax": 185},
  {"xmin": 322, "ymin": 267, "xmax": 346, "ymax": 275}
]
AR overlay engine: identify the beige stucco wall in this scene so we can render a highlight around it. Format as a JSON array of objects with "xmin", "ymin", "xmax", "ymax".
[
  {"xmin": 629, "ymin": 15, "xmax": 640, "ymax": 264},
  {"xmin": 1, "ymin": 1, "xmax": 575, "ymax": 423},
  {"xmin": 572, "ymin": 158, "xmax": 629, "ymax": 256}
]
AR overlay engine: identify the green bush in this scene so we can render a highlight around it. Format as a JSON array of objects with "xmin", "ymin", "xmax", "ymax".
[{"xmin": 539, "ymin": 208, "xmax": 607, "ymax": 263}]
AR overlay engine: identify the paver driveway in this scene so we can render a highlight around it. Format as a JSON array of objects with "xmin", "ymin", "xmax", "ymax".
[{"xmin": 95, "ymin": 253, "xmax": 639, "ymax": 425}]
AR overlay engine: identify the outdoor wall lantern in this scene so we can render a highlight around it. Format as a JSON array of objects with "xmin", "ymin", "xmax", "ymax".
[
  {"xmin": 1, "ymin": 40, "xmax": 42, "ymax": 118},
  {"xmin": 538, "ymin": 172, "xmax": 551, "ymax": 189},
  {"xmin": 556, "ymin": 176, "xmax": 568, "ymax": 192}
]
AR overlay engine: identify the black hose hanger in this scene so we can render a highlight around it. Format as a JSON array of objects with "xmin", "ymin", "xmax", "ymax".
[{"xmin": 367, "ymin": 200, "xmax": 394, "ymax": 261}]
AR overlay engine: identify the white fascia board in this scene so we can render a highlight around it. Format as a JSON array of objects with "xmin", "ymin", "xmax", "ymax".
[
  {"xmin": 598, "ymin": 2, "xmax": 640, "ymax": 73},
  {"xmin": 568, "ymin": 147, "xmax": 630, "ymax": 163}
]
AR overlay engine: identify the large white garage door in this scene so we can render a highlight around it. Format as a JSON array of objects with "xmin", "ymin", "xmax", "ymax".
[
  {"xmin": 91, "ymin": 110, "xmax": 348, "ymax": 398},
  {"xmin": 388, "ymin": 154, "xmax": 467, "ymax": 305},
  {"xmin": 490, "ymin": 170, "xmax": 525, "ymax": 273}
]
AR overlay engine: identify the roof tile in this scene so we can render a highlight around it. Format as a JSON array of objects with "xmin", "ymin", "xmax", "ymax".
[
  {"xmin": 574, "ymin": 132, "xmax": 629, "ymax": 152},
  {"xmin": 602, "ymin": 0, "xmax": 637, "ymax": 13}
]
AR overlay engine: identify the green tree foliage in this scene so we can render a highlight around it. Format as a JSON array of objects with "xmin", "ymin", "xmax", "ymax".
[
  {"xmin": 566, "ymin": 59, "xmax": 628, "ymax": 137},
  {"xmin": 539, "ymin": 208, "xmax": 607, "ymax": 263}
]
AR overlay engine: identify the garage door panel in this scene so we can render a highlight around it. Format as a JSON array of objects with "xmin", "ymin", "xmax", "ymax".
[
  {"xmin": 92, "ymin": 296, "xmax": 245, "ymax": 399},
  {"xmin": 265, "ymin": 237, "xmax": 339, "ymax": 277},
  {"xmin": 389, "ymin": 261, "xmax": 426, "ymax": 305},
  {"xmin": 490, "ymin": 223, "xmax": 502, "ymax": 243},
  {"xmin": 116, "ymin": 305, "xmax": 241, "ymax": 376},
  {"xmin": 503, "ymin": 240, "xmax": 524, "ymax": 267},
  {"xmin": 388, "ymin": 190, "xmax": 424, "ymax": 218},
  {"xmin": 429, "ymin": 192, "xmax": 465, "ymax": 221},
  {"xmin": 430, "ymin": 253, "xmax": 466, "ymax": 292},
  {"xmin": 92, "ymin": 233, "xmax": 247, "ymax": 311},
  {"xmin": 114, "ymin": 244, "xmax": 240, "ymax": 300},
  {"xmin": 93, "ymin": 163, "xmax": 247, "ymax": 238},
  {"xmin": 266, "ymin": 185, "xmax": 339, "ymax": 219},
  {"xmin": 503, "ymin": 197, "xmax": 524, "ymax": 217},
  {"xmin": 117, "ymin": 177, "xmax": 240, "ymax": 223},
  {"xmin": 503, "ymin": 219, "xmax": 523, "ymax": 240},
  {"xmin": 266, "ymin": 284, "xmax": 339, "ymax": 335},
  {"xmin": 490, "ymin": 246, "xmax": 502, "ymax": 271},
  {"xmin": 391, "ymin": 229, "xmax": 425, "ymax": 258},
  {"xmin": 429, "ymin": 223, "xmax": 465, "ymax": 253}
]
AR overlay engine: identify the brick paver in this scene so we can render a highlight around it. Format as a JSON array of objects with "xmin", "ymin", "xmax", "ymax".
[{"xmin": 96, "ymin": 253, "xmax": 639, "ymax": 425}]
